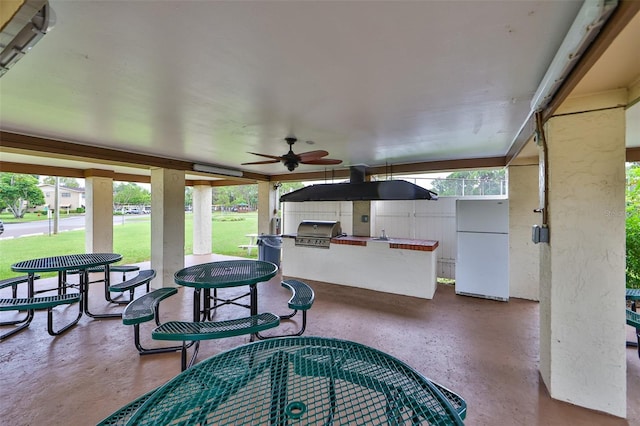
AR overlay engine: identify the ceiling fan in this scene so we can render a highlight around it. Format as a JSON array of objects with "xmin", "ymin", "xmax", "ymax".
[{"xmin": 241, "ymin": 137, "xmax": 343, "ymax": 172}]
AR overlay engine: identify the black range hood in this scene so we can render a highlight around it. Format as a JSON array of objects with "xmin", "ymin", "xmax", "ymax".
[{"xmin": 280, "ymin": 166, "xmax": 438, "ymax": 202}]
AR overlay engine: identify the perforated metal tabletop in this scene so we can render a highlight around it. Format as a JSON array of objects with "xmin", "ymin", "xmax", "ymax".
[
  {"xmin": 626, "ymin": 288, "xmax": 640, "ymax": 301},
  {"xmin": 111, "ymin": 336, "xmax": 465, "ymax": 425},
  {"xmin": 12, "ymin": 253, "xmax": 122, "ymax": 274},
  {"xmin": 174, "ymin": 260, "xmax": 278, "ymax": 289}
]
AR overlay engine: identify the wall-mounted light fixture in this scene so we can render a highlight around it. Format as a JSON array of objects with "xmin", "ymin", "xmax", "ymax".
[
  {"xmin": 192, "ymin": 163, "xmax": 243, "ymax": 177},
  {"xmin": 530, "ymin": 0, "xmax": 618, "ymax": 111},
  {"xmin": 1, "ymin": 0, "xmax": 56, "ymax": 78}
]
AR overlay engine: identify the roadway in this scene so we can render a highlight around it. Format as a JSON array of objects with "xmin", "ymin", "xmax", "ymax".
[{"xmin": 0, "ymin": 214, "xmax": 149, "ymax": 239}]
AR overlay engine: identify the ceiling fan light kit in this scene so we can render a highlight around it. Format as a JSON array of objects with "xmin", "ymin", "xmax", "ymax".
[
  {"xmin": 242, "ymin": 137, "xmax": 342, "ymax": 172},
  {"xmin": 193, "ymin": 163, "xmax": 243, "ymax": 177}
]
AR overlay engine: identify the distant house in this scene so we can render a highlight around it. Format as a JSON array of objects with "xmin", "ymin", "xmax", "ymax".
[{"xmin": 38, "ymin": 184, "xmax": 85, "ymax": 211}]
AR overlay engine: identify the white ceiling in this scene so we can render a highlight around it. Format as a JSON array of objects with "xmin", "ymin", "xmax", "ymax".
[{"xmin": 0, "ymin": 1, "xmax": 637, "ymax": 178}]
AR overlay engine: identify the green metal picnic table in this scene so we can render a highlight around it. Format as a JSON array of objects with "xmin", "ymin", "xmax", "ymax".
[
  {"xmin": 99, "ymin": 336, "xmax": 466, "ymax": 425},
  {"xmin": 627, "ymin": 288, "xmax": 640, "ymax": 310},
  {"xmin": 627, "ymin": 289, "xmax": 640, "ymax": 349},
  {"xmin": 174, "ymin": 259, "xmax": 278, "ymax": 322},
  {"xmin": 11, "ymin": 253, "xmax": 123, "ymax": 319}
]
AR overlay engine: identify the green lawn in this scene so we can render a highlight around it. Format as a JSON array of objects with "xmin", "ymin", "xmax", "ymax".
[
  {"xmin": 0, "ymin": 212, "xmax": 259, "ymax": 280},
  {"xmin": 0, "ymin": 211, "xmax": 82, "ymax": 223}
]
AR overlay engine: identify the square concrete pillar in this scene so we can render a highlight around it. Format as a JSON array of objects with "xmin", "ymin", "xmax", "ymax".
[
  {"xmin": 84, "ymin": 172, "xmax": 114, "ymax": 253},
  {"xmin": 258, "ymin": 181, "xmax": 277, "ymax": 234},
  {"xmin": 192, "ymin": 182, "xmax": 212, "ymax": 255},
  {"xmin": 151, "ymin": 168, "xmax": 185, "ymax": 288},
  {"xmin": 539, "ymin": 106, "xmax": 626, "ymax": 416}
]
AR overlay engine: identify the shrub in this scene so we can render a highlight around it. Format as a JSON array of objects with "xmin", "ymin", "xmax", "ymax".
[
  {"xmin": 214, "ymin": 217, "xmax": 245, "ymax": 222},
  {"xmin": 627, "ymin": 214, "xmax": 640, "ymax": 289}
]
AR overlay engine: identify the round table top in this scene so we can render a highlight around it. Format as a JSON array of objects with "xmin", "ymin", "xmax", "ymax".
[
  {"xmin": 626, "ymin": 288, "xmax": 640, "ymax": 301},
  {"xmin": 122, "ymin": 336, "xmax": 464, "ymax": 425},
  {"xmin": 173, "ymin": 260, "xmax": 278, "ymax": 289},
  {"xmin": 11, "ymin": 253, "xmax": 122, "ymax": 273}
]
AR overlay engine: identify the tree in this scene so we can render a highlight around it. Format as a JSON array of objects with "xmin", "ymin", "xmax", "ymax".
[
  {"xmin": 235, "ymin": 185, "xmax": 258, "ymax": 208},
  {"xmin": 431, "ymin": 169, "xmax": 506, "ymax": 196},
  {"xmin": 209, "ymin": 183, "xmax": 303, "ymax": 211},
  {"xmin": 279, "ymin": 182, "xmax": 304, "ymax": 194},
  {"xmin": 0, "ymin": 173, "xmax": 46, "ymax": 218},
  {"xmin": 42, "ymin": 176, "xmax": 81, "ymax": 188},
  {"xmin": 113, "ymin": 183, "xmax": 151, "ymax": 207},
  {"xmin": 626, "ymin": 163, "xmax": 640, "ymax": 288},
  {"xmin": 185, "ymin": 187, "xmax": 193, "ymax": 209},
  {"xmin": 212, "ymin": 187, "xmax": 232, "ymax": 208}
]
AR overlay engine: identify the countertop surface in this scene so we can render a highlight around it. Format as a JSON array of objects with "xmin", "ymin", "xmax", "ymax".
[
  {"xmin": 283, "ymin": 234, "xmax": 439, "ymax": 251},
  {"xmin": 330, "ymin": 236, "xmax": 439, "ymax": 251}
]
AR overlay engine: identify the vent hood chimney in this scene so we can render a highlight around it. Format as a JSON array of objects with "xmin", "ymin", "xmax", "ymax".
[{"xmin": 280, "ymin": 166, "xmax": 438, "ymax": 202}]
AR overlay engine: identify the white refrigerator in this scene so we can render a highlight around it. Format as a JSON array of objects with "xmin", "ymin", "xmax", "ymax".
[{"xmin": 456, "ymin": 199, "xmax": 509, "ymax": 301}]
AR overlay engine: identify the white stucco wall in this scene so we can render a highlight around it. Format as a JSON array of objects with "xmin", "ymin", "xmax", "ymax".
[
  {"xmin": 539, "ymin": 106, "xmax": 626, "ymax": 416},
  {"xmin": 508, "ymin": 164, "xmax": 540, "ymax": 301},
  {"xmin": 151, "ymin": 168, "xmax": 185, "ymax": 288}
]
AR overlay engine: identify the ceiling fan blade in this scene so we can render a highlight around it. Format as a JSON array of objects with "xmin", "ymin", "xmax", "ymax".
[
  {"xmin": 246, "ymin": 152, "xmax": 283, "ymax": 160},
  {"xmin": 297, "ymin": 150, "xmax": 330, "ymax": 160},
  {"xmin": 241, "ymin": 159, "xmax": 281, "ymax": 165},
  {"xmin": 300, "ymin": 158, "xmax": 343, "ymax": 165}
]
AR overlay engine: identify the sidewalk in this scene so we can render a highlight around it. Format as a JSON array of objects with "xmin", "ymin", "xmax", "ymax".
[{"xmin": 131, "ymin": 253, "xmax": 245, "ymax": 270}]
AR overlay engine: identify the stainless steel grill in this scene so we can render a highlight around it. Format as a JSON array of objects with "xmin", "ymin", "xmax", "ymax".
[{"xmin": 295, "ymin": 220, "xmax": 342, "ymax": 249}]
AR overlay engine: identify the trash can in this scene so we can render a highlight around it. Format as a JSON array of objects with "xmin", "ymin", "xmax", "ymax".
[{"xmin": 257, "ymin": 234, "xmax": 282, "ymax": 267}]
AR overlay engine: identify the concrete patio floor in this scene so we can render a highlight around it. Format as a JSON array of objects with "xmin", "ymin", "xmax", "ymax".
[{"xmin": 1, "ymin": 253, "xmax": 639, "ymax": 425}]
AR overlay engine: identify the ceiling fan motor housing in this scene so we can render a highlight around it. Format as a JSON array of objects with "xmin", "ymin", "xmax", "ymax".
[
  {"xmin": 284, "ymin": 138, "xmax": 300, "ymax": 171},
  {"xmin": 284, "ymin": 158, "xmax": 299, "ymax": 171},
  {"xmin": 241, "ymin": 135, "xmax": 341, "ymax": 171}
]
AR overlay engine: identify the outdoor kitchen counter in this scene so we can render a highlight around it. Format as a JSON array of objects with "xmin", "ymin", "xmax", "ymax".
[
  {"xmin": 330, "ymin": 236, "xmax": 439, "ymax": 251},
  {"xmin": 282, "ymin": 235, "xmax": 439, "ymax": 299}
]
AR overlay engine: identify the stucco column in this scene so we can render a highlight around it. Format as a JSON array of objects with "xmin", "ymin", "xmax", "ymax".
[
  {"xmin": 508, "ymin": 163, "xmax": 539, "ymax": 301},
  {"xmin": 192, "ymin": 182, "xmax": 212, "ymax": 255},
  {"xmin": 257, "ymin": 181, "xmax": 278, "ymax": 235},
  {"xmin": 84, "ymin": 170, "xmax": 114, "ymax": 253},
  {"xmin": 539, "ymin": 99, "xmax": 626, "ymax": 416},
  {"xmin": 151, "ymin": 168, "xmax": 185, "ymax": 288}
]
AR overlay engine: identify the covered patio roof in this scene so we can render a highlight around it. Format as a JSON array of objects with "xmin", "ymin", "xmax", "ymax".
[{"xmin": 0, "ymin": 1, "xmax": 638, "ymax": 181}]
